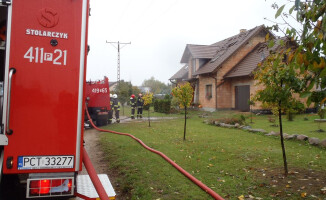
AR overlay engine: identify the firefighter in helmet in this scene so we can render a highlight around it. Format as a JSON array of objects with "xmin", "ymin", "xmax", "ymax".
[
  {"xmin": 108, "ymin": 93, "xmax": 113, "ymax": 124},
  {"xmin": 130, "ymin": 94, "xmax": 136, "ymax": 119},
  {"xmin": 137, "ymin": 93, "xmax": 144, "ymax": 119},
  {"xmin": 112, "ymin": 94, "xmax": 121, "ymax": 123}
]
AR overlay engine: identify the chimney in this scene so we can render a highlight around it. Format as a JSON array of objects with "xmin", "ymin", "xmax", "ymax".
[{"xmin": 240, "ymin": 29, "xmax": 247, "ymax": 33}]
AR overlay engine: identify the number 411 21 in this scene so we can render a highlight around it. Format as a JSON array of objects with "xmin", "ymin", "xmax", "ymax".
[{"xmin": 24, "ymin": 47, "xmax": 67, "ymax": 66}]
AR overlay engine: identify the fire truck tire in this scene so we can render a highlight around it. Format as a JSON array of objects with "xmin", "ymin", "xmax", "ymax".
[
  {"xmin": 0, "ymin": 174, "xmax": 25, "ymax": 199},
  {"xmin": 96, "ymin": 118, "xmax": 107, "ymax": 126},
  {"xmin": 96, "ymin": 114, "xmax": 108, "ymax": 127}
]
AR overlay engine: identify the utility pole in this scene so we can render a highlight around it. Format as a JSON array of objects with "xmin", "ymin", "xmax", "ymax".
[{"xmin": 106, "ymin": 41, "xmax": 131, "ymax": 85}]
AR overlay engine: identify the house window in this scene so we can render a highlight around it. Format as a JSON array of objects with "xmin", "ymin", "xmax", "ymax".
[{"xmin": 206, "ymin": 84, "xmax": 212, "ymax": 99}]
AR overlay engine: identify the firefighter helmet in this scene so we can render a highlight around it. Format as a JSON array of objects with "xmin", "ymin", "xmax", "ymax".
[{"xmin": 113, "ymin": 94, "xmax": 118, "ymax": 98}]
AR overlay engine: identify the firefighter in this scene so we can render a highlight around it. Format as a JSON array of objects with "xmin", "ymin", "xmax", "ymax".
[
  {"xmin": 108, "ymin": 93, "xmax": 113, "ymax": 124},
  {"xmin": 112, "ymin": 94, "xmax": 121, "ymax": 123},
  {"xmin": 137, "ymin": 93, "xmax": 144, "ymax": 119},
  {"xmin": 130, "ymin": 94, "xmax": 136, "ymax": 119}
]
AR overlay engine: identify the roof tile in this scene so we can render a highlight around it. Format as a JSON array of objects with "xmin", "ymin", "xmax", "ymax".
[{"xmin": 193, "ymin": 25, "xmax": 266, "ymax": 75}]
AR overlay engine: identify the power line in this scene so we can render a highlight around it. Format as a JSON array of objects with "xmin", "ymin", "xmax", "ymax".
[
  {"xmin": 106, "ymin": 41, "xmax": 131, "ymax": 85},
  {"xmin": 130, "ymin": 0, "xmax": 179, "ymax": 42}
]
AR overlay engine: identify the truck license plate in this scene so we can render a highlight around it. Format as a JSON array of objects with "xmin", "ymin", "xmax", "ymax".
[{"xmin": 18, "ymin": 156, "xmax": 74, "ymax": 170}]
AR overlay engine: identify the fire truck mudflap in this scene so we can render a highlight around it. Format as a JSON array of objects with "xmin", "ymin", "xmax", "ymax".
[{"xmin": 0, "ymin": 0, "xmax": 115, "ymax": 198}]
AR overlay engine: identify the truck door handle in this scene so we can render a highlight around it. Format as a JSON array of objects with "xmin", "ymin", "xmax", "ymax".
[{"xmin": 6, "ymin": 68, "xmax": 16, "ymax": 135}]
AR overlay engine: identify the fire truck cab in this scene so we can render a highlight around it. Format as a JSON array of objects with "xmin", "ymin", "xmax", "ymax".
[{"xmin": 0, "ymin": 0, "xmax": 115, "ymax": 199}]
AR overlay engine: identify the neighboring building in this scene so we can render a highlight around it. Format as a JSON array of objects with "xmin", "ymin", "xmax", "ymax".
[
  {"xmin": 109, "ymin": 81, "xmax": 118, "ymax": 93},
  {"xmin": 170, "ymin": 25, "xmax": 275, "ymax": 112}
]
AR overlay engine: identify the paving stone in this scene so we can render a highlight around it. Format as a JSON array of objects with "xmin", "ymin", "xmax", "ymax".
[
  {"xmin": 265, "ymin": 131, "xmax": 279, "ymax": 136},
  {"xmin": 248, "ymin": 129, "xmax": 267, "ymax": 133},
  {"xmin": 320, "ymin": 139, "xmax": 326, "ymax": 147},
  {"xmin": 308, "ymin": 137, "xmax": 321, "ymax": 145},
  {"xmin": 297, "ymin": 135, "xmax": 309, "ymax": 141},
  {"xmin": 284, "ymin": 134, "xmax": 297, "ymax": 140}
]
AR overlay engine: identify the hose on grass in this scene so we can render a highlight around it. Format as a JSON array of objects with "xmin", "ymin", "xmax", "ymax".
[{"xmin": 85, "ymin": 105, "xmax": 224, "ymax": 200}]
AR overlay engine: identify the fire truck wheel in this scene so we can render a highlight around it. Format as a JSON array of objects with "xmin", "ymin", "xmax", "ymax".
[
  {"xmin": 0, "ymin": 174, "xmax": 25, "ymax": 199},
  {"xmin": 96, "ymin": 118, "xmax": 107, "ymax": 126}
]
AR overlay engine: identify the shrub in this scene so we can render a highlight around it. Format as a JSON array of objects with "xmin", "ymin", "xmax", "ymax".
[
  {"xmin": 164, "ymin": 94, "xmax": 171, "ymax": 100},
  {"xmin": 153, "ymin": 99, "xmax": 171, "ymax": 113},
  {"xmin": 214, "ymin": 115, "xmax": 246, "ymax": 125}
]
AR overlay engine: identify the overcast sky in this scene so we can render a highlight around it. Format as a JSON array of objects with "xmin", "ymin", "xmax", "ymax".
[{"xmin": 86, "ymin": 0, "xmax": 289, "ymax": 86}]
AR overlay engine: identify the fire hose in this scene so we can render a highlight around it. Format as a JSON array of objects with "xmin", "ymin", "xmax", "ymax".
[
  {"xmin": 82, "ymin": 147, "xmax": 109, "ymax": 200},
  {"xmin": 85, "ymin": 105, "xmax": 224, "ymax": 200}
]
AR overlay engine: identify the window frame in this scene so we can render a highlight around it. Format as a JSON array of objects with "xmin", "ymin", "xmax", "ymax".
[{"xmin": 205, "ymin": 84, "xmax": 212, "ymax": 99}]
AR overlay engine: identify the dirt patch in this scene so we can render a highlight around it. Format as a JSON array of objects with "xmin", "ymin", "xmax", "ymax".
[
  {"xmin": 82, "ymin": 128, "xmax": 131, "ymax": 199},
  {"xmin": 251, "ymin": 167, "xmax": 326, "ymax": 199}
]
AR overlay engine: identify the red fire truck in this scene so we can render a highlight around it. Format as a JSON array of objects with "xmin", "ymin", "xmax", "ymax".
[
  {"xmin": 85, "ymin": 77, "xmax": 111, "ymax": 127},
  {"xmin": 0, "ymin": 0, "xmax": 114, "ymax": 199}
]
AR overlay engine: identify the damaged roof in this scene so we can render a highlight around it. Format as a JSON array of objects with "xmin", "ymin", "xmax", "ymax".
[
  {"xmin": 178, "ymin": 25, "xmax": 273, "ymax": 76},
  {"xmin": 224, "ymin": 38, "xmax": 289, "ymax": 78},
  {"xmin": 193, "ymin": 25, "xmax": 269, "ymax": 75}
]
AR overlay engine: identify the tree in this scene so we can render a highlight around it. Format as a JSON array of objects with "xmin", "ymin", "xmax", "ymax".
[
  {"xmin": 253, "ymin": 40, "xmax": 305, "ymax": 176},
  {"xmin": 142, "ymin": 77, "xmax": 171, "ymax": 94},
  {"xmin": 268, "ymin": 0, "xmax": 326, "ymax": 104},
  {"xmin": 143, "ymin": 92, "xmax": 153, "ymax": 127},
  {"xmin": 171, "ymin": 82, "xmax": 193, "ymax": 141},
  {"xmin": 262, "ymin": 1, "xmax": 326, "ymax": 175},
  {"xmin": 132, "ymin": 86, "xmax": 141, "ymax": 97}
]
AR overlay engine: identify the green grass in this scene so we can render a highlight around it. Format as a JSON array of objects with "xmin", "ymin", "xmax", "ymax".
[
  {"xmin": 99, "ymin": 110, "xmax": 326, "ymax": 199},
  {"xmin": 208, "ymin": 112, "xmax": 326, "ymax": 140}
]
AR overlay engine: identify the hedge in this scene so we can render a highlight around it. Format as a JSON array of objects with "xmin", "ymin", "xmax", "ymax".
[{"xmin": 154, "ymin": 99, "xmax": 171, "ymax": 113}]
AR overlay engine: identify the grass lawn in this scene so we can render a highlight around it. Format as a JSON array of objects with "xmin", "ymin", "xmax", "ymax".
[
  {"xmin": 200, "ymin": 110, "xmax": 326, "ymax": 141},
  {"xmin": 99, "ymin": 108, "xmax": 326, "ymax": 200}
]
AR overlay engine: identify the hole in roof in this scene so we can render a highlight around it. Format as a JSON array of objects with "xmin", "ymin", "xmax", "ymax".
[
  {"xmin": 227, "ymin": 41, "xmax": 237, "ymax": 47},
  {"xmin": 260, "ymin": 52, "xmax": 265, "ymax": 61}
]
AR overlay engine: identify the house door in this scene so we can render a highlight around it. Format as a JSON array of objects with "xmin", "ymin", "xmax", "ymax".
[{"xmin": 235, "ymin": 85, "xmax": 250, "ymax": 112}]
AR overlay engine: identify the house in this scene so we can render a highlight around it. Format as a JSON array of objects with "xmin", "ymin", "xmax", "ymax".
[
  {"xmin": 109, "ymin": 81, "xmax": 118, "ymax": 93},
  {"xmin": 170, "ymin": 25, "xmax": 276, "ymax": 112}
]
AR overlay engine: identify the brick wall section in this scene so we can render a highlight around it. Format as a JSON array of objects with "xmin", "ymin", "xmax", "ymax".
[
  {"xmin": 250, "ymin": 79, "xmax": 313, "ymax": 110},
  {"xmin": 198, "ymin": 75, "xmax": 216, "ymax": 109},
  {"xmin": 188, "ymin": 57, "xmax": 193, "ymax": 78},
  {"xmin": 250, "ymin": 79, "xmax": 264, "ymax": 109}
]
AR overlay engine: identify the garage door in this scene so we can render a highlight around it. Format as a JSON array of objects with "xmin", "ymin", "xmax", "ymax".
[{"xmin": 235, "ymin": 85, "xmax": 250, "ymax": 112}]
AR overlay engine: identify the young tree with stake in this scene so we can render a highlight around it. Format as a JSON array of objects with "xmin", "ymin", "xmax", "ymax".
[{"xmin": 172, "ymin": 82, "xmax": 193, "ymax": 141}]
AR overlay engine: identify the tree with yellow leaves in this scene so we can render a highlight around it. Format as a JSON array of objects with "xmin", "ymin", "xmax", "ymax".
[
  {"xmin": 253, "ymin": 40, "xmax": 305, "ymax": 177},
  {"xmin": 171, "ymin": 82, "xmax": 193, "ymax": 141},
  {"xmin": 143, "ymin": 92, "xmax": 153, "ymax": 127}
]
